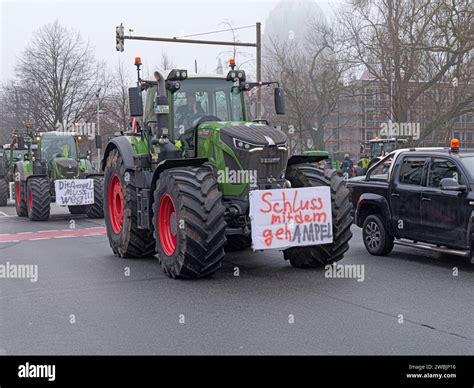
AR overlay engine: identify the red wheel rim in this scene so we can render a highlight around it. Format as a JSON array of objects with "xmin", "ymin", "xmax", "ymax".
[
  {"xmin": 108, "ymin": 175, "xmax": 124, "ymax": 234},
  {"xmin": 15, "ymin": 181, "xmax": 20, "ymax": 206},
  {"xmin": 158, "ymin": 194, "xmax": 177, "ymax": 256}
]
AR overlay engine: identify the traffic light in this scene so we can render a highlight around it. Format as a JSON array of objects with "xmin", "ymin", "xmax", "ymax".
[{"xmin": 116, "ymin": 23, "xmax": 124, "ymax": 52}]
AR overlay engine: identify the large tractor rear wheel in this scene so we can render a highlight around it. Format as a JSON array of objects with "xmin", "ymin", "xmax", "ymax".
[
  {"xmin": 86, "ymin": 176, "xmax": 104, "ymax": 219},
  {"xmin": 283, "ymin": 164, "xmax": 353, "ymax": 268},
  {"xmin": 27, "ymin": 177, "xmax": 51, "ymax": 221},
  {"xmin": 104, "ymin": 149, "xmax": 155, "ymax": 258},
  {"xmin": 0, "ymin": 178, "xmax": 8, "ymax": 206},
  {"xmin": 15, "ymin": 179, "xmax": 27, "ymax": 217},
  {"xmin": 152, "ymin": 166, "xmax": 227, "ymax": 279}
]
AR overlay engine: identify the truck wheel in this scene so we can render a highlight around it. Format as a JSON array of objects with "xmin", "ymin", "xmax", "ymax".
[
  {"xmin": 225, "ymin": 235, "xmax": 252, "ymax": 251},
  {"xmin": 27, "ymin": 177, "xmax": 51, "ymax": 221},
  {"xmin": 104, "ymin": 149, "xmax": 155, "ymax": 258},
  {"xmin": 0, "ymin": 178, "xmax": 8, "ymax": 206},
  {"xmin": 152, "ymin": 166, "xmax": 227, "ymax": 279},
  {"xmin": 86, "ymin": 176, "xmax": 104, "ymax": 219},
  {"xmin": 362, "ymin": 214, "xmax": 394, "ymax": 256},
  {"xmin": 15, "ymin": 180, "xmax": 27, "ymax": 217},
  {"xmin": 283, "ymin": 165, "xmax": 353, "ymax": 268},
  {"xmin": 69, "ymin": 206, "xmax": 87, "ymax": 215}
]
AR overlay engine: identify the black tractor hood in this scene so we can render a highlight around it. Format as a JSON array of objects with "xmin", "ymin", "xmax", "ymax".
[{"xmin": 220, "ymin": 124, "xmax": 287, "ymax": 146}]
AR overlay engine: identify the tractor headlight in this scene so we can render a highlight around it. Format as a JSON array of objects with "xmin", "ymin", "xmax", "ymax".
[{"xmin": 233, "ymin": 138, "xmax": 262, "ymax": 152}]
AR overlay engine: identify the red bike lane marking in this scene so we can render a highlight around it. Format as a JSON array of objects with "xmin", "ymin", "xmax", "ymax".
[{"xmin": 0, "ymin": 227, "xmax": 106, "ymax": 243}]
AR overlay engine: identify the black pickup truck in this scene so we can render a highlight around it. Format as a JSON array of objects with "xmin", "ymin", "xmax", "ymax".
[{"xmin": 347, "ymin": 147, "xmax": 474, "ymax": 263}]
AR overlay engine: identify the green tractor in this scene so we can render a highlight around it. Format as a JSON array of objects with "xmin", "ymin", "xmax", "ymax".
[
  {"xmin": 101, "ymin": 58, "xmax": 353, "ymax": 279},
  {"xmin": 14, "ymin": 131, "xmax": 104, "ymax": 221},
  {"xmin": 0, "ymin": 141, "xmax": 29, "ymax": 206},
  {"xmin": 0, "ymin": 131, "xmax": 28, "ymax": 206}
]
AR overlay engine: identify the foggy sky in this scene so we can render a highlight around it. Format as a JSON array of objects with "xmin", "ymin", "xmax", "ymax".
[{"xmin": 0, "ymin": 0, "xmax": 335, "ymax": 83}]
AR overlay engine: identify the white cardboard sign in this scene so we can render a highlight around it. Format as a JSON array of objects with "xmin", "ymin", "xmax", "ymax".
[
  {"xmin": 55, "ymin": 179, "xmax": 94, "ymax": 206},
  {"xmin": 249, "ymin": 186, "xmax": 333, "ymax": 250}
]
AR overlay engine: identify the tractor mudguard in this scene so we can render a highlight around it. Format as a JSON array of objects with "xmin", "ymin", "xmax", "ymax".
[
  {"xmin": 14, "ymin": 161, "xmax": 33, "ymax": 181},
  {"xmin": 26, "ymin": 174, "xmax": 48, "ymax": 182},
  {"xmin": 150, "ymin": 158, "xmax": 208, "ymax": 189},
  {"xmin": 355, "ymin": 193, "xmax": 392, "ymax": 228},
  {"xmin": 101, "ymin": 137, "xmax": 136, "ymax": 172}
]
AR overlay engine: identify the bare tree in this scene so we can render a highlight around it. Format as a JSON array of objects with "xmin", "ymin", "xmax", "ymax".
[
  {"xmin": 264, "ymin": 17, "xmax": 356, "ymax": 152},
  {"xmin": 14, "ymin": 20, "xmax": 100, "ymax": 131},
  {"xmin": 99, "ymin": 59, "xmax": 131, "ymax": 136},
  {"xmin": 339, "ymin": 0, "xmax": 473, "ymax": 142},
  {"xmin": 0, "ymin": 80, "xmax": 42, "ymax": 143},
  {"xmin": 159, "ymin": 51, "xmax": 176, "ymax": 71}
]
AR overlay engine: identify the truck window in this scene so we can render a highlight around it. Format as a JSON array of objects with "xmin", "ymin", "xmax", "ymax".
[
  {"xmin": 428, "ymin": 158, "xmax": 465, "ymax": 187},
  {"xmin": 398, "ymin": 157, "xmax": 425, "ymax": 185},
  {"xmin": 461, "ymin": 156, "xmax": 474, "ymax": 181},
  {"xmin": 367, "ymin": 154, "xmax": 394, "ymax": 181}
]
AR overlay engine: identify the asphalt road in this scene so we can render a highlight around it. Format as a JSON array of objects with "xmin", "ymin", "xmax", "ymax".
[{"xmin": 0, "ymin": 202, "xmax": 473, "ymax": 355}]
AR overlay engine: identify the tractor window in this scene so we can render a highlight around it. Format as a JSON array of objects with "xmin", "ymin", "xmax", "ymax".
[
  {"xmin": 9, "ymin": 150, "xmax": 24, "ymax": 162},
  {"xmin": 216, "ymin": 91, "xmax": 228, "ymax": 120},
  {"xmin": 175, "ymin": 91, "xmax": 209, "ymax": 134},
  {"xmin": 370, "ymin": 142, "xmax": 383, "ymax": 157},
  {"xmin": 172, "ymin": 78, "xmax": 245, "ymax": 149},
  {"xmin": 40, "ymin": 136, "xmax": 77, "ymax": 163}
]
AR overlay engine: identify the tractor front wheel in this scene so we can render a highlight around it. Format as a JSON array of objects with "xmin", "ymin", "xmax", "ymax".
[
  {"xmin": 283, "ymin": 164, "xmax": 353, "ymax": 268},
  {"xmin": 152, "ymin": 166, "xmax": 227, "ymax": 279},
  {"xmin": 27, "ymin": 177, "xmax": 51, "ymax": 221},
  {"xmin": 15, "ymin": 180, "xmax": 27, "ymax": 217},
  {"xmin": 104, "ymin": 149, "xmax": 155, "ymax": 258}
]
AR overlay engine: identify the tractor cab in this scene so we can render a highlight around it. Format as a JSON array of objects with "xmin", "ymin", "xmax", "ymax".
[
  {"xmin": 130, "ymin": 58, "xmax": 285, "ymax": 161},
  {"xmin": 367, "ymin": 138, "xmax": 408, "ymax": 158},
  {"xmin": 38, "ymin": 132, "xmax": 81, "ymax": 179},
  {"xmin": 40, "ymin": 132, "xmax": 78, "ymax": 162}
]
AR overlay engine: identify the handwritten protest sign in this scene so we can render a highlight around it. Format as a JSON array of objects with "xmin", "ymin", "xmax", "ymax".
[
  {"xmin": 54, "ymin": 179, "xmax": 94, "ymax": 206},
  {"xmin": 249, "ymin": 186, "xmax": 333, "ymax": 250}
]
